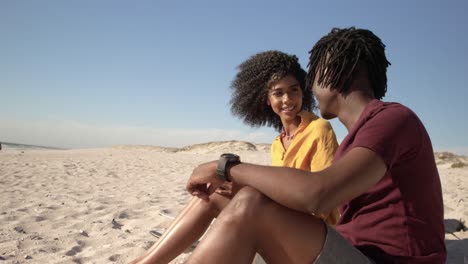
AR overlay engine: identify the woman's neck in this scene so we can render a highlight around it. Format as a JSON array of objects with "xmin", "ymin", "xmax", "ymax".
[{"xmin": 281, "ymin": 115, "xmax": 301, "ymax": 137}]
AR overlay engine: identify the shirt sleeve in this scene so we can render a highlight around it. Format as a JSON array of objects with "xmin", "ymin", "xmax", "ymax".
[
  {"xmin": 352, "ymin": 105, "xmax": 421, "ymax": 168},
  {"xmin": 310, "ymin": 121, "xmax": 339, "ymax": 172},
  {"xmin": 270, "ymin": 136, "xmax": 283, "ymax": 166}
]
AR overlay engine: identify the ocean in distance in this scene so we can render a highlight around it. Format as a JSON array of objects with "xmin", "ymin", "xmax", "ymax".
[{"xmin": 0, "ymin": 141, "xmax": 65, "ymax": 151}]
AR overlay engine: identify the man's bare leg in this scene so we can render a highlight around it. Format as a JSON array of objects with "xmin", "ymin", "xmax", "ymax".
[
  {"xmin": 187, "ymin": 187, "xmax": 326, "ymax": 264},
  {"xmin": 131, "ymin": 194, "xmax": 230, "ymax": 264}
]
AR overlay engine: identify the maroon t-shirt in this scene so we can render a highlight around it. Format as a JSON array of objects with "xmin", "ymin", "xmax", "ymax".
[{"xmin": 334, "ymin": 100, "xmax": 446, "ymax": 263}]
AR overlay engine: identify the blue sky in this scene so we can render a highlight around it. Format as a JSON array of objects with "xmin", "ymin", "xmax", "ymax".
[{"xmin": 1, "ymin": 0, "xmax": 468, "ymax": 155}]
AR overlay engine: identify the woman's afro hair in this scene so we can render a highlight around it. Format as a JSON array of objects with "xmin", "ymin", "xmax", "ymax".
[{"xmin": 230, "ymin": 50, "xmax": 315, "ymax": 132}]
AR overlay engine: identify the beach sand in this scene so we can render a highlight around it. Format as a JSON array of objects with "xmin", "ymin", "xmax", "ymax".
[{"xmin": 0, "ymin": 142, "xmax": 467, "ymax": 263}]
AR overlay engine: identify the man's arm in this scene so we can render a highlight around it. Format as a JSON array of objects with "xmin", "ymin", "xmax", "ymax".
[{"xmin": 187, "ymin": 147, "xmax": 387, "ymax": 215}]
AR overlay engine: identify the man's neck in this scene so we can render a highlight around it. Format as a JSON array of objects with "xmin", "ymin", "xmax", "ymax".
[{"xmin": 337, "ymin": 92, "xmax": 375, "ymax": 132}]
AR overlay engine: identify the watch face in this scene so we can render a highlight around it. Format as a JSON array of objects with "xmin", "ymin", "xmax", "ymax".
[{"xmin": 221, "ymin": 153, "xmax": 240, "ymax": 161}]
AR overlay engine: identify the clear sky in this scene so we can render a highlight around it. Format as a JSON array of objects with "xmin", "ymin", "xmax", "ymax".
[{"xmin": 1, "ymin": 0, "xmax": 468, "ymax": 155}]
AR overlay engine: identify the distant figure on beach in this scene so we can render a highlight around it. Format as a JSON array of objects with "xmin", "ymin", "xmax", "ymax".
[
  {"xmin": 130, "ymin": 51, "xmax": 340, "ymax": 263},
  {"xmin": 184, "ymin": 27, "xmax": 447, "ymax": 263}
]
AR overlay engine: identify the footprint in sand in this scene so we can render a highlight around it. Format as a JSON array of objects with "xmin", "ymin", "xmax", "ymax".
[
  {"xmin": 14, "ymin": 226, "xmax": 27, "ymax": 234},
  {"xmin": 35, "ymin": 216, "xmax": 46, "ymax": 222},
  {"xmin": 71, "ymin": 258, "xmax": 84, "ymax": 264},
  {"xmin": 106, "ymin": 171, "xmax": 119, "ymax": 178},
  {"xmin": 65, "ymin": 245, "xmax": 82, "ymax": 256},
  {"xmin": 64, "ymin": 164, "xmax": 77, "ymax": 169},
  {"xmin": 117, "ymin": 211, "xmax": 130, "ymax": 219},
  {"xmin": 65, "ymin": 240, "xmax": 85, "ymax": 256},
  {"xmin": 108, "ymin": 254, "xmax": 121, "ymax": 262},
  {"xmin": 111, "ymin": 219, "xmax": 123, "ymax": 230},
  {"xmin": 30, "ymin": 234, "xmax": 43, "ymax": 241},
  {"xmin": 159, "ymin": 209, "xmax": 175, "ymax": 220},
  {"xmin": 94, "ymin": 205, "xmax": 106, "ymax": 211}
]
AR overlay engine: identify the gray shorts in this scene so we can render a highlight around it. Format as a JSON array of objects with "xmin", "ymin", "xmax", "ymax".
[{"xmin": 314, "ymin": 224, "xmax": 375, "ymax": 264}]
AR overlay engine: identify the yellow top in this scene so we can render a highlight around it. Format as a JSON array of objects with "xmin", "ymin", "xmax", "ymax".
[{"xmin": 271, "ymin": 111, "xmax": 340, "ymax": 224}]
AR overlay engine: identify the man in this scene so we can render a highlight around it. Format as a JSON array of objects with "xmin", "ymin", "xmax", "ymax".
[{"xmin": 185, "ymin": 27, "xmax": 446, "ymax": 264}]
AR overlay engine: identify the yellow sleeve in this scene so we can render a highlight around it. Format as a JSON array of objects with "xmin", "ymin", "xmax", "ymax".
[
  {"xmin": 310, "ymin": 121, "xmax": 339, "ymax": 172},
  {"xmin": 270, "ymin": 136, "xmax": 283, "ymax": 167}
]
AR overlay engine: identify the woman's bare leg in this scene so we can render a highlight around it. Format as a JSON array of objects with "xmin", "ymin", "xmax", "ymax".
[
  {"xmin": 187, "ymin": 187, "xmax": 326, "ymax": 264},
  {"xmin": 132, "ymin": 194, "xmax": 231, "ymax": 264}
]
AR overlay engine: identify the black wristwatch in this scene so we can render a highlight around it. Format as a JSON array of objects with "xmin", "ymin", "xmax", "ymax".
[{"xmin": 216, "ymin": 153, "xmax": 240, "ymax": 182}]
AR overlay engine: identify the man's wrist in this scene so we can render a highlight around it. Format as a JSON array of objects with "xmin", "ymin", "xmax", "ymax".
[
  {"xmin": 225, "ymin": 161, "xmax": 240, "ymax": 182},
  {"xmin": 216, "ymin": 153, "xmax": 240, "ymax": 182}
]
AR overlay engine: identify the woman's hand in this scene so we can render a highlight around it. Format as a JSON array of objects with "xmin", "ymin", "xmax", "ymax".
[{"xmin": 186, "ymin": 160, "xmax": 224, "ymax": 201}]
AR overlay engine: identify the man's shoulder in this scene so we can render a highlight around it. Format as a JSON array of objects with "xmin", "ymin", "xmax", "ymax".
[{"xmin": 368, "ymin": 100, "xmax": 418, "ymax": 123}]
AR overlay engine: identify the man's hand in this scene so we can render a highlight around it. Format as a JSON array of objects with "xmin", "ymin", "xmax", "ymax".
[
  {"xmin": 186, "ymin": 160, "xmax": 224, "ymax": 201},
  {"xmin": 215, "ymin": 181, "xmax": 241, "ymax": 198}
]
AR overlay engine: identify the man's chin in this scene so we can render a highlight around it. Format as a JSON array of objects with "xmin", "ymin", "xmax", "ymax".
[{"xmin": 321, "ymin": 112, "xmax": 336, "ymax": 120}]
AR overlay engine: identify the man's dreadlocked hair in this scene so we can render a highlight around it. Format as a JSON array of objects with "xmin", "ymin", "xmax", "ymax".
[
  {"xmin": 230, "ymin": 50, "xmax": 314, "ymax": 132},
  {"xmin": 306, "ymin": 27, "xmax": 391, "ymax": 99}
]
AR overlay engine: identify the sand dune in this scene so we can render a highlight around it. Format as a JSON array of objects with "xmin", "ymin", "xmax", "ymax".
[{"xmin": 0, "ymin": 142, "xmax": 466, "ymax": 263}]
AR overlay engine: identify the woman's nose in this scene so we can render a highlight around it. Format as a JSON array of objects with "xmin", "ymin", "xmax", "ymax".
[{"xmin": 282, "ymin": 93, "xmax": 292, "ymax": 102}]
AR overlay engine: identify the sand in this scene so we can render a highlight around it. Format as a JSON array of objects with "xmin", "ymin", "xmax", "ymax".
[{"xmin": 0, "ymin": 142, "xmax": 467, "ymax": 263}]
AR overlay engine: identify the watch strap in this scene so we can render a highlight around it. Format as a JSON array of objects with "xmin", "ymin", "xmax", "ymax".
[{"xmin": 216, "ymin": 154, "xmax": 240, "ymax": 182}]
